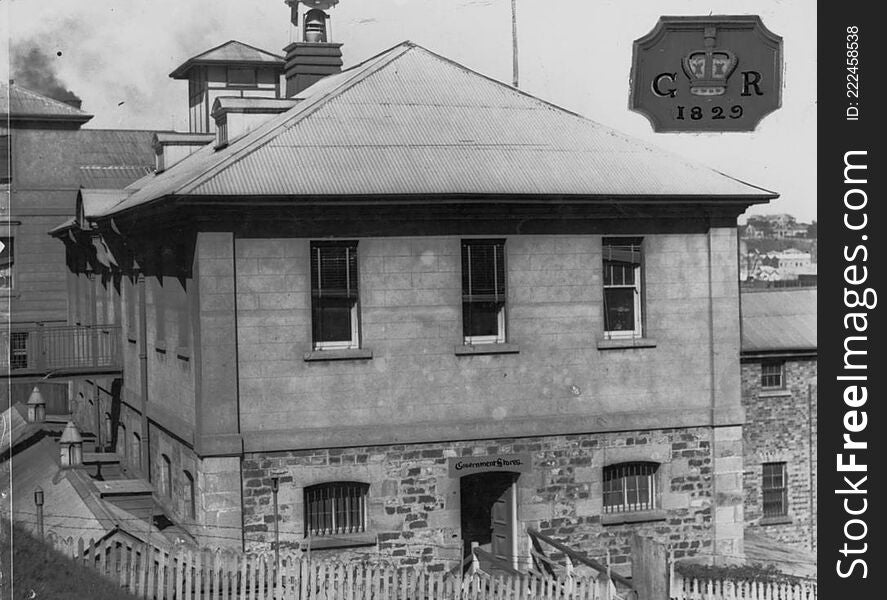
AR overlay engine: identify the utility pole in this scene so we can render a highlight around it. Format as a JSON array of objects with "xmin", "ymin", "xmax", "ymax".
[{"xmin": 511, "ymin": 0, "xmax": 519, "ymax": 88}]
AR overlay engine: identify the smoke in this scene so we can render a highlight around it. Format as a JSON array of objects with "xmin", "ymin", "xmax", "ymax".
[{"xmin": 10, "ymin": 45, "xmax": 82, "ymax": 106}]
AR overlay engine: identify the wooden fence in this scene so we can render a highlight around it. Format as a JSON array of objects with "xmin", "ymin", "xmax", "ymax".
[
  {"xmin": 670, "ymin": 573, "xmax": 817, "ymax": 600},
  {"xmin": 45, "ymin": 534, "xmax": 620, "ymax": 600}
]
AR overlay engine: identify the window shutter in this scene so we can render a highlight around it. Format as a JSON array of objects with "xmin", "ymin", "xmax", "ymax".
[
  {"xmin": 312, "ymin": 244, "xmax": 358, "ymax": 299},
  {"xmin": 462, "ymin": 241, "xmax": 505, "ymax": 302},
  {"xmin": 0, "ymin": 135, "xmax": 10, "ymax": 183}
]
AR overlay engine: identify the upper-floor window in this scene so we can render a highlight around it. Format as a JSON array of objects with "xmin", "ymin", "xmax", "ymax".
[
  {"xmin": 603, "ymin": 462, "xmax": 658, "ymax": 514},
  {"xmin": 160, "ymin": 454, "xmax": 172, "ymax": 499},
  {"xmin": 184, "ymin": 470, "xmax": 196, "ymax": 519},
  {"xmin": 762, "ymin": 462, "xmax": 788, "ymax": 517},
  {"xmin": 461, "ymin": 239, "xmax": 506, "ymax": 344},
  {"xmin": 311, "ymin": 241, "xmax": 360, "ymax": 350},
  {"xmin": 0, "ymin": 134, "xmax": 10, "ymax": 184},
  {"xmin": 761, "ymin": 361, "xmax": 785, "ymax": 389},
  {"xmin": 0, "ymin": 237, "xmax": 13, "ymax": 289},
  {"xmin": 304, "ymin": 481, "xmax": 369, "ymax": 537},
  {"xmin": 602, "ymin": 238, "xmax": 644, "ymax": 338}
]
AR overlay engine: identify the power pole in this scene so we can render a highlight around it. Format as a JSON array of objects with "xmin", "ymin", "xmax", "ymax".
[{"xmin": 511, "ymin": 0, "xmax": 519, "ymax": 87}]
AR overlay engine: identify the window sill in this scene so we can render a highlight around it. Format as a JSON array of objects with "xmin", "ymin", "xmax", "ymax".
[
  {"xmin": 597, "ymin": 338, "xmax": 657, "ymax": 350},
  {"xmin": 760, "ymin": 516, "xmax": 792, "ymax": 526},
  {"xmin": 127, "ymin": 334, "xmax": 137, "ymax": 344},
  {"xmin": 0, "ymin": 290, "xmax": 20, "ymax": 299},
  {"xmin": 759, "ymin": 389, "xmax": 792, "ymax": 398},
  {"xmin": 601, "ymin": 509, "xmax": 666, "ymax": 525},
  {"xmin": 454, "ymin": 343, "xmax": 520, "ymax": 356},
  {"xmin": 176, "ymin": 346, "xmax": 191, "ymax": 361},
  {"xmin": 303, "ymin": 348, "xmax": 373, "ymax": 362},
  {"xmin": 302, "ymin": 531, "xmax": 377, "ymax": 550},
  {"xmin": 155, "ymin": 341, "xmax": 167, "ymax": 353}
]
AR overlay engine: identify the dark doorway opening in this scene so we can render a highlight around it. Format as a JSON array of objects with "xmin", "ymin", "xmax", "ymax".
[{"xmin": 460, "ymin": 471, "xmax": 519, "ymax": 566}]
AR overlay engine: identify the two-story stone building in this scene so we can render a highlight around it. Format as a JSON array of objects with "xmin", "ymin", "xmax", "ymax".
[{"xmin": 54, "ymin": 32, "xmax": 775, "ymax": 574}]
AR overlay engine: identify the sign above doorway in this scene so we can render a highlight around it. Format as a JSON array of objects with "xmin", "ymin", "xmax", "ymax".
[{"xmin": 448, "ymin": 453, "xmax": 533, "ymax": 477}]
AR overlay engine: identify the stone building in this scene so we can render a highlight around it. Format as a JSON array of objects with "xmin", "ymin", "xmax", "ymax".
[
  {"xmin": 740, "ymin": 288, "xmax": 816, "ymax": 552},
  {"xmin": 52, "ymin": 13, "xmax": 775, "ymax": 576}
]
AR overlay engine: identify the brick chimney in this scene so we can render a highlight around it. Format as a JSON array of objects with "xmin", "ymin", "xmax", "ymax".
[{"xmin": 283, "ymin": 0, "xmax": 343, "ymax": 97}]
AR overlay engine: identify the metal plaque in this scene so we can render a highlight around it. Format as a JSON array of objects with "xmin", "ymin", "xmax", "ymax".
[{"xmin": 630, "ymin": 15, "xmax": 783, "ymax": 132}]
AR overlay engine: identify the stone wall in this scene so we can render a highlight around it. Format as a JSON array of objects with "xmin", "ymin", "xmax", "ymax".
[
  {"xmin": 742, "ymin": 358, "xmax": 817, "ymax": 551},
  {"xmin": 241, "ymin": 426, "xmax": 728, "ymax": 574}
]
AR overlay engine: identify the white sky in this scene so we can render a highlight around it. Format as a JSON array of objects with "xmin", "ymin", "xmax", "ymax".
[{"xmin": 2, "ymin": 0, "xmax": 816, "ymax": 222}]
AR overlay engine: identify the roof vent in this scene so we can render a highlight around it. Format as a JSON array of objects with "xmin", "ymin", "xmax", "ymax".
[
  {"xmin": 152, "ymin": 133, "xmax": 215, "ymax": 172},
  {"xmin": 26, "ymin": 386, "xmax": 46, "ymax": 423},
  {"xmin": 59, "ymin": 421, "xmax": 84, "ymax": 467},
  {"xmin": 211, "ymin": 97, "xmax": 299, "ymax": 149}
]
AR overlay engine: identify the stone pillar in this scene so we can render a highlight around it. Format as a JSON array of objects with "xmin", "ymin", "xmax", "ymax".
[
  {"xmin": 713, "ymin": 425, "xmax": 745, "ymax": 559},
  {"xmin": 200, "ymin": 456, "xmax": 243, "ymax": 550}
]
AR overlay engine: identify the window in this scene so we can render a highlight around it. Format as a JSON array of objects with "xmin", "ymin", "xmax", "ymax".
[
  {"xmin": 126, "ymin": 275, "xmax": 138, "ymax": 341},
  {"xmin": 131, "ymin": 432, "xmax": 142, "ymax": 471},
  {"xmin": 310, "ymin": 242, "xmax": 359, "ymax": 350},
  {"xmin": 184, "ymin": 471, "xmax": 196, "ymax": 519},
  {"xmin": 228, "ymin": 67, "xmax": 257, "ymax": 87},
  {"xmin": 160, "ymin": 454, "xmax": 172, "ymax": 498},
  {"xmin": 603, "ymin": 462, "xmax": 658, "ymax": 514},
  {"xmin": 761, "ymin": 361, "xmax": 785, "ymax": 389},
  {"xmin": 1, "ymin": 134, "xmax": 10, "ymax": 184},
  {"xmin": 117, "ymin": 424, "xmax": 127, "ymax": 460},
  {"xmin": 0, "ymin": 237, "xmax": 13, "ymax": 289},
  {"xmin": 304, "ymin": 482, "xmax": 369, "ymax": 537},
  {"xmin": 461, "ymin": 239, "xmax": 506, "ymax": 344},
  {"xmin": 602, "ymin": 238, "xmax": 643, "ymax": 338},
  {"xmin": 762, "ymin": 462, "xmax": 788, "ymax": 517},
  {"xmin": 9, "ymin": 331, "xmax": 28, "ymax": 370}
]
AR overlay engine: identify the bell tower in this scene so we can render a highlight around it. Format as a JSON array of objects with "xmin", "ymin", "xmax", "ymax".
[{"xmin": 283, "ymin": 0, "xmax": 344, "ymax": 97}]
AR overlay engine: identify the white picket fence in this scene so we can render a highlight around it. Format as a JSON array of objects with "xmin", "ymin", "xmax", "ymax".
[
  {"xmin": 45, "ymin": 533, "xmax": 621, "ymax": 600},
  {"xmin": 670, "ymin": 573, "xmax": 817, "ymax": 600}
]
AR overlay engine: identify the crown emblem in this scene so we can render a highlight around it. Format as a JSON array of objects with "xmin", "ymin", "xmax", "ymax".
[{"xmin": 682, "ymin": 26, "xmax": 738, "ymax": 96}]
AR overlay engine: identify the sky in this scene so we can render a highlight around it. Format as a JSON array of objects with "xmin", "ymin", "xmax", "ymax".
[{"xmin": 1, "ymin": 0, "xmax": 816, "ymax": 222}]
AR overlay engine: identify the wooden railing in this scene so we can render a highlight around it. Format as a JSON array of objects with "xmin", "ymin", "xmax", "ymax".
[
  {"xmin": 1, "ymin": 324, "xmax": 122, "ymax": 376},
  {"xmin": 44, "ymin": 533, "xmax": 622, "ymax": 600}
]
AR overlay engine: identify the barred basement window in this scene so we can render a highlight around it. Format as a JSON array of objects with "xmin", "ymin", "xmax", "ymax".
[
  {"xmin": 761, "ymin": 361, "xmax": 785, "ymax": 389},
  {"xmin": 603, "ymin": 462, "xmax": 658, "ymax": 513},
  {"xmin": 602, "ymin": 238, "xmax": 643, "ymax": 338},
  {"xmin": 311, "ymin": 242, "xmax": 360, "ymax": 350},
  {"xmin": 304, "ymin": 482, "xmax": 369, "ymax": 537},
  {"xmin": 762, "ymin": 462, "xmax": 788, "ymax": 518},
  {"xmin": 461, "ymin": 239, "xmax": 506, "ymax": 344}
]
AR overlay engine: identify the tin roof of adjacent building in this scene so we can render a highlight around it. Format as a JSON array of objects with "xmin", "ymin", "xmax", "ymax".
[
  {"xmin": 169, "ymin": 40, "xmax": 285, "ymax": 79},
  {"xmin": 0, "ymin": 81, "xmax": 93, "ymax": 123},
  {"xmin": 100, "ymin": 41, "xmax": 776, "ymax": 218},
  {"xmin": 741, "ymin": 288, "xmax": 816, "ymax": 353}
]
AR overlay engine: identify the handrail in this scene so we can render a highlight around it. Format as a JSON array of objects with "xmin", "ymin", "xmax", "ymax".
[
  {"xmin": 471, "ymin": 547, "xmax": 524, "ymax": 577},
  {"xmin": 527, "ymin": 528, "xmax": 635, "ymax": 589}
]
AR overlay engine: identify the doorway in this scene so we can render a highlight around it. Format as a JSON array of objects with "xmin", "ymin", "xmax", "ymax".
[{"xmin": 460, "ymin": 471, "xmax": 519, "ymax": 569}]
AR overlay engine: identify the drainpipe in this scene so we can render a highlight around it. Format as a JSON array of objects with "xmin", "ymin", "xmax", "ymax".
[
  {"xmin": 138, "ymin": 269, "xmax": 151, "ymax": 479},
  {"xmin": 807, "ymin": 382, "xmax": 815, "ymax": 552},
  {"xmin": 706, "ymin": 225, "xmax": 719, "ymax": 563}
]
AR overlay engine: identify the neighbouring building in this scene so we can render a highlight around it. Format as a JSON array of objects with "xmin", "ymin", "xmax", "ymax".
[
  {"xmin": 50, "ymin": 4, "xmax": 777, "ymax": 578},
  {"xmin": 1, "ymin": 81, "xmax": 155, "ymax": 416},
  {"xmin": 740, "ymin": 288, "xmax": 816, "ymax": 552}
]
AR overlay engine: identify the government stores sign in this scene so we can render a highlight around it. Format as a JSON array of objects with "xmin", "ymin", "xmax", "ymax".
[
  {"xmin": 447, "ymin": 454, "xmax": 533, "ymax": 477},
  {"xmin": 630, "ymin": 15, "xmax": 783, "ymax": 132}
]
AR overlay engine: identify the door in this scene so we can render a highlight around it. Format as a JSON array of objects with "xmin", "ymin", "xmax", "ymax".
[{"xmin": 460, "ymin": 471, "xmax": 519, "ymax": 572}]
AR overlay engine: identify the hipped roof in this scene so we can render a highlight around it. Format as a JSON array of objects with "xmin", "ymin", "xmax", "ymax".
[
  {"xmin": 169, "ymin": 40, "xmax": 285, "ymax": 79},
  {"xmin": 0, "ymin": 81, "xmax": 92, "ymax": 123},
  {"xmin": 101, "ymin": 41, "xmax": 776, "ymax": 219}
]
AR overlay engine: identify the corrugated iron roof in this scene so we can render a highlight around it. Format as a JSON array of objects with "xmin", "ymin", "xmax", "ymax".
[
  {"xmin": 741, "ymin": 288, "xmax": 816, "ymax": 353},
  {"xmin": 169, "ymin": 40, "xmax": 285, "ymax": 79},
  {"xmin": 102, "ymin": 41, "xmax": 776, "ymax": 218},
  {"xmin": 74, "ymin": 129, "xmax": 156, "ymax": 188},
  {"xmin": 80, "ymin": 189, "xmax": 130, "ymax": 218},
  {"xmin": 0, "ymin": 81, "xmax": 93, "ymax": 123}
]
